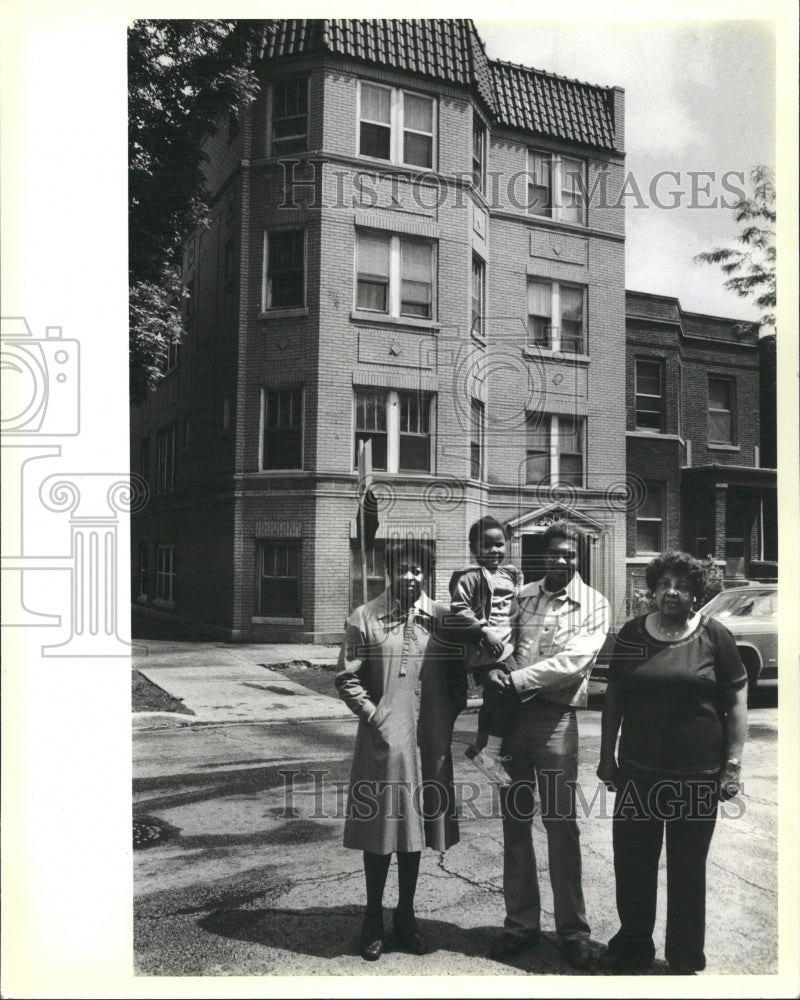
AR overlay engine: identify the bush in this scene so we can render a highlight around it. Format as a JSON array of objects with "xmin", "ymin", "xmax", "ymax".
[{"xmin": 698, "ymin": 554, "xmax": 724, "ymax": 607}]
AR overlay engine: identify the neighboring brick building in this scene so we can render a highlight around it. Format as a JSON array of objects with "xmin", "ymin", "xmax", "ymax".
[
  {"xmin": 624, "ymin": 290, "xmax": 777, "ymax": 597},
  {"xmin": 134, "ymin": 18, "xmax": 711, "ymax": 640}
]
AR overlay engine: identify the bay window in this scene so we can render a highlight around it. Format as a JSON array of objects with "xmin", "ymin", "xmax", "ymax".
[
  {"xmin": 356, "ymin": 231, "xmax": 435, "ymax": 321},
  {"xmin": 354, "ymin": 389, "xmax": 433, "ymax": 473},
  {"xmin": 358, "ymin": 81, "xmax": 435, "ymax": 169}
]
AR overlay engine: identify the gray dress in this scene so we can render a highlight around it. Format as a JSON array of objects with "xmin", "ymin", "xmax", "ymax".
[{"xmin": 335, "ymin": 589, "xmax": 466, "ymax": 854}]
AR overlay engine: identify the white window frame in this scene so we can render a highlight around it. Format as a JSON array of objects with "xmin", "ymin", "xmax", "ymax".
[
  {"xmin": 354, "ymin": 230, "xmax": 436, "ymax": 322},
  {"xmin": 470, "ymin": 398, "xmax": 484, "ymax": 480},
  {"xmin": 262, "ymin": 229, "xmax": 306, "ymax": 311},
  {"xmin": 708, "ymin": 375, "xmax": 736, "ymax": 444},
  {"xmin": 155, "ymin": 544, "xmax": 175, "ymax": 604},
  {"xmin": 635, "ymin": 358, "xmax": 665, "ymax": 431},
  {"xmin": 527, "ymin": 150, "xmax": 587, "ymax": 224},
  {"xmin": 525, "ymin": 413, "xmax": 586, "ymax": 487},
  {"xmin": 357, "ymin": 80, "xmax": 437, "ymax": 170},
  {"xmin": 472, "ymin": 111, "xmax": 487, "ymax": 192},
  {"xmin": 635, "ymin": 483, "xmax": 665, "ymax": 554},
  {"xmin": 527, "ymin": 279, "xmax": 586, "ymax": 354},
  {"xmin": 271, "ymin": 77, "xmax": 309, "ymax": 156},
  {"xmin": 353, "ymin": 389, "xmax": 435, "ymax": 474},
  {"xmin": 471, "ymin": 256, "xmax": 485, "ymax": 338},
  {"xmin": 260, "ymin": 386, "xmax": 304, "ymax": 471}
]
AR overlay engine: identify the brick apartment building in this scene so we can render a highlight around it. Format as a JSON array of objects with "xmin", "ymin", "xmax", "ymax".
[
  {"xmin": 624, "ymin": 291, "xmax": 777, "ymax": 595},
  {"xmin": 130, "ymin": 19, "xmax": 771, "ymax": 641}
]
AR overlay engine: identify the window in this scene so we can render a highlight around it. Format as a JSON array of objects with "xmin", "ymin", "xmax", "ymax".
[
  {"xmin": 635, "ymin": 359, "xmax": 665, "ymax": 431},
  {"xmin": 350, "ymin": 540, "xmax": 436, "ymax": 612},
  {"xmin": 351, "ymin": 540, "xmax": 387, "ymax": 610},
  {"xmin": 636, "ymin": 484, "xmax": 664, "ymax": 553},
  {"xmin": 156, "ymin": 424, "xmax": 177, "ymax": 492},
  {"xmin": 354, "ymin": 389, "xmax": 433, "ymax": 473},
  {"xmin": 525, "ymin": 413, "xmax": 585, "ymax": 486},
  {"xmin": 271, "ymin": 78, "xmax": 308, "ymax": 155},
  {"xmin": 161, "ymin": 335, "xmax": 181, "ymax": 373},
  {"xmin": 263, "ymin": 230, "xmax": 305, "ymax": 310},
  {"xmin": 470, "ymin": 399, "xmax": 484, "ymax": 479},
  {"xmin": 155, "ymin": 545, "xmax": 175, "ymax": 602},
  {"xmin": 527, "ymin": 280, "xmax": 585, "ymax": 353},
  {"xmin": 224, "ymin": 235, "xmax": 237, "ymax": 284},
  {"xmin": 471, "ymin": 257, "xmax": 485, "ymax": 337},
  {"xmin": 259, "ymin": 540, "xmax": 301, "ymax": 616},
  {"xmin": 472, "ymin": 113, "xmax": 486, "ymax": 191},
  {"xmin": 527, "ymin": 151, "xmax": 586, "ymax": 224},
  {"xmin": 137, "ymin": 542, "xmax": 148, "ymax": 599},
  {"xmin": 708, "ymin": 376, "xmax": 735, "ymax": 444},
  {"xmin": 355, "ymin": 231, "xmax": 435, "ymax": 321},
  {"xmin": 262, "ymin": 387, "xmax": 303, "ymax": 469},
  {"xmin": 358, "ymin": 81, "xmax": 435, "ymax": 168},
  {"xmin": 139, "ymin": 436, "xmax": 150, "ymax": 479}
]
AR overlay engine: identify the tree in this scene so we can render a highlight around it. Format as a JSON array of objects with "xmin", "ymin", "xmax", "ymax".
[
  {"xmin": 128, "ymin": 19, "xmax": 268, "ymax": 401},
  {"xmin": 695, "ymin": 164, "xmax": 776, "ymax": 329}
]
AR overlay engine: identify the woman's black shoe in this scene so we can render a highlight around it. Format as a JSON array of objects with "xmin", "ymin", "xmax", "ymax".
[
  {"xmin": 359, "ymin": 908, "xmax": 384, "ymax": 961},
  {"xmin": 393, "ymin": 908, "xmax": 428, "ymax": 955}
]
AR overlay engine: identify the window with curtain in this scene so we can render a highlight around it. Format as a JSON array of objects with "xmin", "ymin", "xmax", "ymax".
[
  {"xmin": 527, "ymin": 279, "xmax": 585, "ymax": 353},
  {"xmin": 708, "ymin": 376, "xmax": 735, "ymax": 443},
  {"xmin": 355, "ymin": 231, "xmax": 435, "ymax": 321},
  {"xmin": 528, "ymin": 150, "xmax": 586, "ymax": 224},
  {"xmin": 358, "ymin": 81, "xmax": 435, "ymax": 168}
]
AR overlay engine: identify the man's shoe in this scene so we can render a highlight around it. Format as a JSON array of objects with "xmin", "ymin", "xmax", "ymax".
[
  {"xmin": 667, "ymin": 963, "xmax": 697, "ymax": 975},
  {"xmin": 562, "ymin": 938, "xmax": 593, "ymax": 970},
  {"xmin": 359, "ymin": 908, "xmax": 384, "ymax": 961},
  {"xmin": 465, "ymin": 747, "xmax": 512, "ymax": 786},
  {"xmin": 488, "ymin": 931, "xmax": 540, "ymax": 960},
  {"xmin": 392, "ymin": 908, "xmax": 428, "ymax": 955},
  {"xmin": 596, "ymin": 948, "xmax": 653, "ymax": 973}
]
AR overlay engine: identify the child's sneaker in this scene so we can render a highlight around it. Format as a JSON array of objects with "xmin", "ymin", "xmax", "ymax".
[{"xmin": 465, "ymin": 745, "xmax": 512, "ymax": 786}]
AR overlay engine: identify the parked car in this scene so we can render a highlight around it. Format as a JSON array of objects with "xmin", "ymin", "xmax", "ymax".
[
  {"xmin": 590, "ymin": 584, "xmax": 778, "ymax": 697},
  {"xmin": 700, "ymin": 584, "xmax": 778, "ymax": 694}
]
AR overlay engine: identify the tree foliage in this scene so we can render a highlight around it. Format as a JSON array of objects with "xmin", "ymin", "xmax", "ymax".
[
  {"xmin": 128, "ymin": 19, "xmax": 268, "ymax": 401},
  {"xmin": 695, "ymin": 164, "xmax": 776, "ymax": 328}
]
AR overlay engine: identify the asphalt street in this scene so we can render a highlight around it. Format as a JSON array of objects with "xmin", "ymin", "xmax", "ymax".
[{"xmin": 133, "ymin": 688, "xmax": 779, "ymax": 979}]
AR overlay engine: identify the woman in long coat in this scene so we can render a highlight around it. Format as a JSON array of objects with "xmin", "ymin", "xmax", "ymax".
[{"xmin": 336, "ymin": 538, "xmax": 466, "ymax": 961}]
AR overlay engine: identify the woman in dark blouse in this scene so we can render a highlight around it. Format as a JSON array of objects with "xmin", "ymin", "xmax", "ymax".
[{"xmin": 597, "ymin": 552, "xmax": 748, "ymax": 975}]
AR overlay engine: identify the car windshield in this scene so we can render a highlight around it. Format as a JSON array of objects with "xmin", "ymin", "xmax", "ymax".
[{"xmin": 706, "ymin": 590, "xmax": 777, "ymax": 619}]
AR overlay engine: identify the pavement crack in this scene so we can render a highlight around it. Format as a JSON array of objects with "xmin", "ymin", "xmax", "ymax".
[
  {"xmin": 434, "ymin": 852, "xmax": 503, "ymax": 895},
  {"xmin": 708, "ymin": 860, "xmax": 774, "ymax": 893}
]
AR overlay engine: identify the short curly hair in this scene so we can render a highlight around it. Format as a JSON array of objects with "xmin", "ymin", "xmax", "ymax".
[
  {"xmin": 385, "ymin": 536, "xmax": 434, "ymax": 574},
  {"xmin": 644, "ymin": 551, "xmax": 706, "ymax": 601},
  {"xmin": 468, "ymin": 516, "xmax": 508, "ymax": 552}
]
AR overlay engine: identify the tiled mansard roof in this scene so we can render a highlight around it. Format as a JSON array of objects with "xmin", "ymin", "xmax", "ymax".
[{"xmin": 259, "ymin": 19, "xmax": 618, "ymax": 150}]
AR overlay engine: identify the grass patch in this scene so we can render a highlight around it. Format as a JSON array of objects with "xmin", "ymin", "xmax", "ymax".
[
  {"xmin": 132, "ymin": 670, "xmax": 194, "ymax": 715},
  {"xmin": 265, "ymin": 660, "xmax": 338, "ymax": 699}
]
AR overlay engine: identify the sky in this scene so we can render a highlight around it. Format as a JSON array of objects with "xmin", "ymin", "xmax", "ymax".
[{"xmin": 474, "ymin": 18, "xmax": 776, "ymax": 322}]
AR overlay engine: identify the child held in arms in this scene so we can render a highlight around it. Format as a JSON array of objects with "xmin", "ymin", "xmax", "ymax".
[{"xmin": 449, "ymin": 517, "xmax": 522, "ymax": 785}]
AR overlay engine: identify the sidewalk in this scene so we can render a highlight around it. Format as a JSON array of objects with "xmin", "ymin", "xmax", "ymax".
[{"xmin": 133, "ymin": 637, "xmax": 355, "ymax": 728}]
